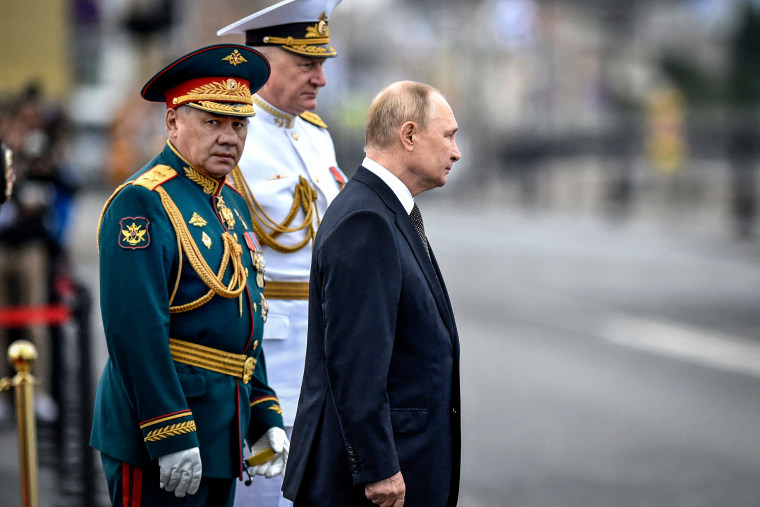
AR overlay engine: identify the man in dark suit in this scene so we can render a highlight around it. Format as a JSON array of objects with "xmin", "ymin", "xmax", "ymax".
[{"xmin": 283, "ymin": 80, "xmax": 462, "ymax": 507}]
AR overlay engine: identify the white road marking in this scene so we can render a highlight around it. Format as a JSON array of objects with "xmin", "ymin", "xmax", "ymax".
[{"xmin": 603, "ymin": 315, "xmax": 760, "ymax": 377}]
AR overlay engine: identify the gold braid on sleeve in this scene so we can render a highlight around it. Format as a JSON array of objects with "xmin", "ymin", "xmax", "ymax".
[
  {"xmin": 230, "ymin": 167, "xmax": 319, "ymax": 254},
  {"xmin": 155, "ymin": 187, "xmax": 248, "ymax": 313}
]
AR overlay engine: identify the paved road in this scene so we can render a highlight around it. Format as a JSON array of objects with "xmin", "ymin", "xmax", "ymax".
[
  {"xmin": 418, "ymin": 195, "xmax": 760, "ymax": 507},
  {"xmin": 3, "ymin": 188, "xmax": 760, "ymax": 506}
]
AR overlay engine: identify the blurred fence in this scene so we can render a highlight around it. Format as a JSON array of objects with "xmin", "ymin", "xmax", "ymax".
[{"xmin": 0, "ymin": 282, "xmax": 98, "ymax": 507}]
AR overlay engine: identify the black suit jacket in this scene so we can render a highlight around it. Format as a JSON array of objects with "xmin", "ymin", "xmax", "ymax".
[{"xmin": 282, "ymin": 166, "xmax": 461, "ymax": 506}]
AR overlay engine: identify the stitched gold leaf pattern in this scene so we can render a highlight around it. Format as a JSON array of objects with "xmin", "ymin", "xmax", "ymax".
[
  {"xmin": 184, "ymin": 166, "xmax": 217, "ymax": 194},
  {"xmin": 144, "ymin": 420, "xmax": 197, "ymax": 442},
  {"xmin": 188, "ymin": 80, "xmax": 251, "ymax": 97}
]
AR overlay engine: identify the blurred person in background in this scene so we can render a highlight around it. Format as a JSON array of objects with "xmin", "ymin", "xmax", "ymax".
[
  {"xmin": 217, "ymin": 1, "xmax": 345, "ymax": 505},
  {"xmin": 283, "ymin": 81, "xmax": 462, "ymax": 506},
  {"xmin": 0, "ymin": 83, "xmax": 78, "ymax": 424},
  {"xmin": 1, "ymin": 140, "xmax": 14, "ymax": 205},
  {"xmin": 90, "ymin": 44, "xmax": 286, "ymax": 506}
]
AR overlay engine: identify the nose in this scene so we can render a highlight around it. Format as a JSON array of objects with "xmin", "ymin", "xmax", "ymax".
[
  {"xmin": 218, "ymin": 121, "xmax": 242, "ymax": 146},
  {"xmin": 451, "ymin": 139, "xmax": 461, "ymax": 162},
  {"xmin": 310, "ymin": 64, "xmax": 327, "ymax": 88}
]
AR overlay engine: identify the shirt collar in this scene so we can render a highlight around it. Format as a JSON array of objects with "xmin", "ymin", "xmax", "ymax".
[{"xmin": 362, "ymin": 156, "xmax": 415, "ymax": 214}]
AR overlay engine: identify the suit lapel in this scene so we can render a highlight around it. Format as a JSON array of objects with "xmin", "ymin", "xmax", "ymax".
[{"xmin": 352, "ymin": 167, "xmax": 456, "ymax": 337}]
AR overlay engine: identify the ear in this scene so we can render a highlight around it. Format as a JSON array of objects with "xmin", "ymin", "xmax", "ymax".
[
  {"xmin": 166, "ymin": 108, "xmax": 179, "ymax": 139},
  {"xmin": 400, "ymin": 121, "xmax": 415, "ymax": 152}
]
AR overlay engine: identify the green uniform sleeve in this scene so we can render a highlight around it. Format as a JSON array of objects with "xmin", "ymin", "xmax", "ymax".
[{"xmin": 99, "ymin": 184, "xmax": 200, "ymax": 459}]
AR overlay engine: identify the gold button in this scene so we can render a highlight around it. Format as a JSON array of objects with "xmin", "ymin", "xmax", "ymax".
[
  {"xmin": 253, "ymin": 340, "xmax": 259, "ymax": 349},
  {"xmin": 253, "ymin": 302, "xmax": 257, "ymax": 312},
  {"xmin": 291, "ymin": 133, "xmax": 299, "ymax": 141}
]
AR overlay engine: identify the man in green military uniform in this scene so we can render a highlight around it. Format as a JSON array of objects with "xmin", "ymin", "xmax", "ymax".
[{"xmin": 90, "ymin": 44, "xmax": 287, "ymax": 506}]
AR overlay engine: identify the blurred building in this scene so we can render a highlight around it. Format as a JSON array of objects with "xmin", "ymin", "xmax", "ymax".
[{"xmin": 0, "ymin": 0, "xmax": 757, "ymax": 229}]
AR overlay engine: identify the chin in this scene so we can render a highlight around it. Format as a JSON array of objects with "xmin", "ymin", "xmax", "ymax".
[
  {"xmin": 300, "ymin": 100, "xmax": 318, "ymax": 112},
  {"xmin": 207, "ymin": 164, "xmax": 235, "ymax": 178}
]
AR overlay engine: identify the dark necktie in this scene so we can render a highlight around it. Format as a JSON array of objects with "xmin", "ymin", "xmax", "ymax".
[{"xmin": 410, "ymin": 203, "xmax": 430, "ymax": 258}]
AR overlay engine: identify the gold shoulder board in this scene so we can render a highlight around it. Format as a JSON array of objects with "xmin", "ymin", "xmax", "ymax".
[
  {"xmin": 299, "ymin": 111, "xmax": 328, "ymax": 129},
  {"xmin": 133, "ymin": 165, "xmax": 178, "ymax": 191}
]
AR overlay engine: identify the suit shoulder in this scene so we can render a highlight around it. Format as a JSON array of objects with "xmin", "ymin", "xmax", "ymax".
[
  {"xmin": 299, "ymin": 111, "xmax": 328, "ymax": 129},
  {"xmin": 132, "ymin": 164, "xmax": 178, "ymax": 191}
]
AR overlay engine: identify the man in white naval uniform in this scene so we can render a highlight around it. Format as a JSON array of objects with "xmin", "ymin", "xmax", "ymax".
[{"xmin": 218, "ymin": 1, "xmax": 345, "ymax": 505}]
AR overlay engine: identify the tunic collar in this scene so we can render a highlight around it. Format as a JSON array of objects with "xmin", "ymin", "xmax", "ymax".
[
  {"xmin": 166, "ymin": 140, "xmax": 225, "ymax": 195},
  {"xmin": 252, "ymin": 94, "xmax": 295, "ymax": 129}
]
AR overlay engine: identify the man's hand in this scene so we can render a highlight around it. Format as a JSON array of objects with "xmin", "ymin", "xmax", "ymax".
[
  {"xmin": 247, "ymin": 427, "xmax": 290, "ymax": 478},
  {"xmin": 158, "ymin": 447, "xmax": 202, "ymax": 497},
  {"xmin": 365, "ymin": 471, "xmax": 405, "ymax": 507}
]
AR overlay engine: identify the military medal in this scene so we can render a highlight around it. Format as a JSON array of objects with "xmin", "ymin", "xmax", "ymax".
[
  {"xmin": 329, "ymin": 166, "xmax": 346, "ymax": 190},
  {"xmin": 243, "ymin": 231, "xmax": 266, "ymax": 288},
  {"xmin": 260, "ymin": 293, "xmax": 268, "ymax": 323},
  {"xmin": 234, "ymin": 208, "xmax": 248, "ymax": 230},
  {"xmin": 215, "ymin": 195, "xmax": 236, "ymax": 230}
]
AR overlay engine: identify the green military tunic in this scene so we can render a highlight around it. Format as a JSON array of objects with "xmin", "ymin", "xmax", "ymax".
[{"xmin": 90, "ymin": 140, "xmax": 283, "ymax": 479}]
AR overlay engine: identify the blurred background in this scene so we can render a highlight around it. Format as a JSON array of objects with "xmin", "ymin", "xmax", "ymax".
[{"xmin": 1, "ymin": 0, "xmax": 760, "ymax": 505}]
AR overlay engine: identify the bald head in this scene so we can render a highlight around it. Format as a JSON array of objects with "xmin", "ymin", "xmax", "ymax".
[
  {"xmin": 364, "ymin": 81, "xmax": 440, "ymax": 153},
  {"xmin": 363, "ymin": 80, "xmax": 461, "ymax": 197}
]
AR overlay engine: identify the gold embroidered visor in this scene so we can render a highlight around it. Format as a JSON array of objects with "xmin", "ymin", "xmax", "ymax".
[
  {"xmin": 141, "ymin": 44, "xmax": 270, "ymax": 117},
  {"xmin": 166, "ymin": 77, "xmax": 255, "ymax": 117},
  {"xmin": 245, "ymin": 17, "xmax": 337, "ymax": 57}
]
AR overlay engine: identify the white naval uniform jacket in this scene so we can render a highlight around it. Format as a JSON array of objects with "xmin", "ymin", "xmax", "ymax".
[{"xmin": 238, "ymin": 95, "xmax": 344, "ymax": 426}]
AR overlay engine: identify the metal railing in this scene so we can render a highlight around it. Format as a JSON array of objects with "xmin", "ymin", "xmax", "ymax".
[{"xmin": 0, "ymin": 283, "xmax": 98, "ymax": 506}]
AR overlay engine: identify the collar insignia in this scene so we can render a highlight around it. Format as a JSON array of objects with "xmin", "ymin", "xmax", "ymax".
[
  {"xmin": 253, "ymin": 95, "xmax": 294, "ymax": 128},
  {"xmin": 184, "ymin": 166, "xmax": 219, "ymax": 194}
]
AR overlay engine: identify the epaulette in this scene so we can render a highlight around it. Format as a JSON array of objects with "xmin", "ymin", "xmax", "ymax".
[
  {"xmin": 132, "ymin": 165, "xmax": 178, "ymax": 191},
  {"xmin": 299, "ymin": 111, "xmax": 328, "ymax": 129}
]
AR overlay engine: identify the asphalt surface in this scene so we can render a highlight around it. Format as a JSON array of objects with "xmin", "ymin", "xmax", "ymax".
[{"xmin": 1, "ymin": 185, "xmax": 759, "ymax": 506}]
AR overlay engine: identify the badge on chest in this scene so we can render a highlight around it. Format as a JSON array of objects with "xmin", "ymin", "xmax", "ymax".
[{"xmin": 243, "ymin": 231, "xmax": 266, "ymax": 288}]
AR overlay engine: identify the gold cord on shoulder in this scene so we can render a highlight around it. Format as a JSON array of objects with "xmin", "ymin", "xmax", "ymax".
[
  {"xmin": 155, "ymin": 187, "xmax": 248, "ymax": 313},
  {"xmin": 230, "ymin": 167, "xmax": 319, "ymax": 254}
]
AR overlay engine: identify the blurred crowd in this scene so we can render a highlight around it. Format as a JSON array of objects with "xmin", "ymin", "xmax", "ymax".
[{"xmin": 0, "ymin": 82, "xmax": 80, "ymax": 424}]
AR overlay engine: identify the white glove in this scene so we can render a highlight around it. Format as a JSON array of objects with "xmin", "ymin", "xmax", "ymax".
[
  {"xmin": 247, "ymin": 427, "xmax": 289, "ymax": 478},
  {"xmin": 158, "ymin": 447, "xmax": 202, "ymax": 497}
]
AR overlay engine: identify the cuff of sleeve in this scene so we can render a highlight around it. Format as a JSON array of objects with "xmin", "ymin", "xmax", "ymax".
[
  {"xmin": 140, "ymin": 411, "xmax": 200, "ymax": 460},
  {"xmin": 347, "ymin": 444, "xmax": 399, "ymax": 486},
  {"xmin": 247, "ymin": 396, "xmax": 284, "ymax": 442}
]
